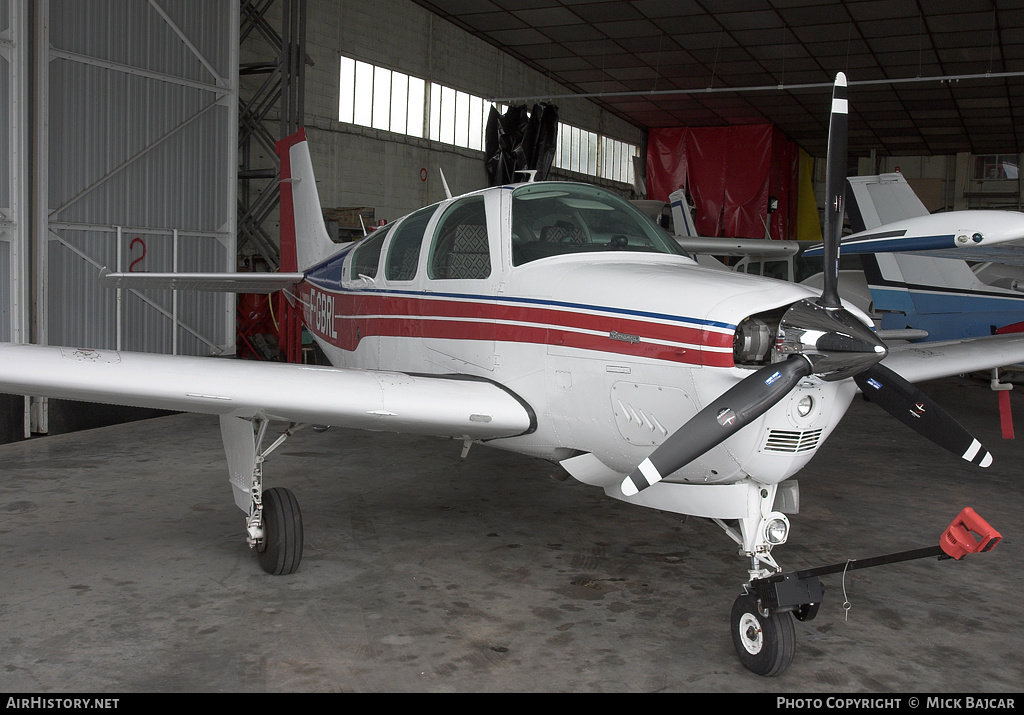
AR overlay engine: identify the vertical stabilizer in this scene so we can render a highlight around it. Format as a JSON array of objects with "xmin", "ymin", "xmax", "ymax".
[
  {"xmin": 668, "ymin": 189, "xmax": 698, "ymax": 237},
  {"xmin": 845, "ymin": 173, "xmax": 929, "ymax": 232},
  {"xmin": 276, "ymin": 129, "xmax": 337, "ymax": 271}
]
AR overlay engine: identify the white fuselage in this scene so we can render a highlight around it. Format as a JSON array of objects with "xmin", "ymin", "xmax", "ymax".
[{"xmin": 297, "ymin": 185, "xmax": 858, "ymax": 506}]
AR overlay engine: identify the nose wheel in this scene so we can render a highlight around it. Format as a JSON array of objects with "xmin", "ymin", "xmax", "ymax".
[{"xmin": 730, "ymin": 592, "xmax": 795, "ymax": 677}]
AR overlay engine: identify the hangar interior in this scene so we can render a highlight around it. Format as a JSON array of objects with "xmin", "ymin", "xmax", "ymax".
[
  {"xmin": 2, "ymin": 0, "xmax": 1022, "ymax": 410},
  {"xmin": 2, "ymin": 0, "xmax": 1024, "ymax": 693}
]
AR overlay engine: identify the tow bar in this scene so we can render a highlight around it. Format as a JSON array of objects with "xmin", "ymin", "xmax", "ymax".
[{"xmin": 750, "ymin": 507, "xmax": 1003, "ymax": 621}]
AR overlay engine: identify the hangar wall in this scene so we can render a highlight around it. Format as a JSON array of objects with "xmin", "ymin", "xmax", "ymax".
[
  {"xmin": 859, "ymin": 153, "xmax": 1023, "ymax": 214},
  {"xmin": 0, "ymin": 1, "xmax": 27, "ymax": 346},
  {"xmin": 243, "ymin": 0, "xmax": 644, "ymax": 233},
  {"xmin": 0, "ymin": 0, "xmax": 239, "ymax": 441},
  {"xmin": 44, "ymin": 0, "xmax": 238, "ymax": 359}
]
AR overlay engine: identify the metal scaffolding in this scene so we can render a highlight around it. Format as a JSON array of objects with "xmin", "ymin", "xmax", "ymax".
[{"xmin": 237, "ymin": 0, "xmax": 307, "ymax": 271}]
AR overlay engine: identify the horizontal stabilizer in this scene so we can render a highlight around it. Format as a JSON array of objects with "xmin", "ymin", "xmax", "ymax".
[{"xmin": 99, "ymin": 268, "xmax": 305, "ymax": 293}]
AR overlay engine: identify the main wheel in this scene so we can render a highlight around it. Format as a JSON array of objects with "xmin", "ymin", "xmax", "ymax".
[
  {"xmin": 257, "ymin": 487, "xmax": 303, "ymax": 575},
  {"xmin": 730, "ymin": 592, "xmax": 796, "ymax": 676}
]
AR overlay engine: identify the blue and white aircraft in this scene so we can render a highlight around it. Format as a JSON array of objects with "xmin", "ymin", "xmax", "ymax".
[{"xmin": 805, "ymin": 173, "xmax": 1024, "ymax": 343}]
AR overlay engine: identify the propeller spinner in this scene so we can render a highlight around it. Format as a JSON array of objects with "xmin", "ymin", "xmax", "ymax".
[{"xmin": 621, "ymin": 73, "xmax": 990, "ymax": 498}]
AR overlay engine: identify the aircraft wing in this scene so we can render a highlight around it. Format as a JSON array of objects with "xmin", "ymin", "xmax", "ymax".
[
  {"xmin": 901, "ymin": 243, "xmax": 1024, "ymax": 267},
  {"xmin": 98, "ymin": 268, "xmax": 305, "ymax": 293},
  {"xmin": 0, "ymin": 343, "xmax": 534, "ymax": 440},
  {"xmin": 882, "ymin": 333, "xmax": 1024, "ymax": 383}
]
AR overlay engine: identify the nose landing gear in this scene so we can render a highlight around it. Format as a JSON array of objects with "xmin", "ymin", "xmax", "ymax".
[
  {"xmin": 730, "ymin": 507, "xmax": 1002, "ymax": 677},
  {"xmin": 731, "ymin": 592, "xmax": 796, "ymax": 677}
]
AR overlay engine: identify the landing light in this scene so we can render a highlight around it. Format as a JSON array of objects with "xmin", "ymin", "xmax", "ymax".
[
  {"xmin": 796, "ymin": 395, "xmax": 814, "ymax": 417},
  {"xmin": 764, "ymin": 514, "xmax": 790, "ymax": 545}
]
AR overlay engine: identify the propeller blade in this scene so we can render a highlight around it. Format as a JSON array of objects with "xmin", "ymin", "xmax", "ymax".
[
  {"xmin": 621, "ymin": 356, "xmax": 814, "ymax": 496},
  {"xmin": 855, "ymin": 363, "xmax": 993, "ymax": 467},
  {"xmin": 819, "ymin": 72, "xmax": 848, "ymax": 310}
]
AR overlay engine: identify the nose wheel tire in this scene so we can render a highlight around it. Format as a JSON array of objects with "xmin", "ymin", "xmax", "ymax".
[
  {"xmin": 731, "ymin": 592, "xmax": 796, "ymax": 676},
  {"xmin": 257, "ymin": 487, "xmax": 303, "ymax": 575}
]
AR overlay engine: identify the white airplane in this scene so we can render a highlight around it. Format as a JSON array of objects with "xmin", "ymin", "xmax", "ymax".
[
  {"xmin": 803, "ymin": 173, "xmax": 1024, "ymax": 343},
  {"xmin": 673, "ymin": 173, "xmax": 1024, "ymax": 345},
  {"xmin": 0, "ymin": 74, "xmax": 1020, "ymax": 677}
]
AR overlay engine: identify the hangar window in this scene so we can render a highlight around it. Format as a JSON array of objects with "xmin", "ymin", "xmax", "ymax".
[
  {"xmin": 601, "ymin": 136, "xmax": 639, "ymax": 185},
  {"xmin": 428, "ymin": 197, "xmax": 491, "ymax": 280},
  {"xmin": 973, "ymin": 154, "xmax": 1019, "ymax": 180},
  {"xmin": 349, "ymin": 224, "xmax": 391, "ymax": 280},
  {"xmin": 385, "ymin": 206, "xmax": 436, "ymax": 281},
  {"xmin": 338, "ymin": 54, "xmax": 639, "ymax": 186},
  {"xmin": 551, "ymin": 124, "xmax": 638, "ymax": 185},
  {"xmin": 339, "ymin": 57, "xmax": 426, "ymax": 138},
  {"xmin": 428, "ymin": 84, "xmax": 489, "ymax": 151}
]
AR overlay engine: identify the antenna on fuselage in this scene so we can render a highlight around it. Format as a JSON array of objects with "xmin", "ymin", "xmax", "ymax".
[
  {"xmin": 440, "ymin": 168, "xmax": 453, "ymax": 200},
  {"xmin": 515, "ymin": 170, "xmax": 538, "ymax": 183}
]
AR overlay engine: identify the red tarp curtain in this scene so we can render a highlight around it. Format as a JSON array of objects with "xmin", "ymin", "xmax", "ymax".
[{"xmin": 646, "ymin": 125, "xmax": 800, "ymax": 240}]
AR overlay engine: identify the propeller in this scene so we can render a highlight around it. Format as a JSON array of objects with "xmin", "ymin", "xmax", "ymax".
[
  {"xmin": 855, "ymin": 363, "xmax": 992, "ymax": 467},
  {"xmin": 819, "ymin": 72, "xmax": 848, "ymax": 310},
  {"xmin": 622, "ymin": 356, "xmax": 813, "ymax": 496},
  {"xmin": 621, "ymin": 72, "xmax": 990, "ymax": 498}
]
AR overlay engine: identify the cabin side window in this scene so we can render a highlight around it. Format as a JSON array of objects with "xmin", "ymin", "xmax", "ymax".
[
  {"xmin": 427, "ymin": 196, "xmax": 491, "ymax": 280},
  {"xmin": 385, "ymin": 206, "xmax": 436, "ymax": 281},
  {"xmin": 348, "ymin": 224, "xmax": 391, "ymax": 280}
]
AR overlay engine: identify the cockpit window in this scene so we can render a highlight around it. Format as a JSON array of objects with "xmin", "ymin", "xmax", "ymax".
[{"xmin": 511, "ymin": 183, "xmax": 689, "ymax": 266}]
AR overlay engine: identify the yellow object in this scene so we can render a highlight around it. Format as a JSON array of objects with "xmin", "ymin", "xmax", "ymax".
[{"xmin": 795, "ymin": 148, "xmax": 822, "ymax": 242}]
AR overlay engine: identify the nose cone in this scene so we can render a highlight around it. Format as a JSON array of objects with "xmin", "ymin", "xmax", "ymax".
[{"xmin": 776, "ymin": 299, "xmax": 887, "ymax": 381}]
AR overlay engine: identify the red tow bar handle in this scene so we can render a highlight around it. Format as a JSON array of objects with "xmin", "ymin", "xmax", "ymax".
[{"xmin": 940, "ymin": 507, "xmax": 1002, "ymax": 560}]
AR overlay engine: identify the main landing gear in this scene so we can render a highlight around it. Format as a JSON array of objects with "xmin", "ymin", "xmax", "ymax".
[
  {"xmin": 722, "ymin": 505, "xmax": 1002, "ymax": 677},
  {"xmin": 220, "ymin": 415, "xmax": 307, "ymax": 575},
  {"xmin": 257, "ymin": 486, "xmax": 303, "ymax": 575}
]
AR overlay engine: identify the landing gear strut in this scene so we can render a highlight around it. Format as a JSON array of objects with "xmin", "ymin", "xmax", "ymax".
[
  {"xmin": 729, "ymin": 507, "xmax": 1002, "ymax": 677},
  {"xmin": 220, "ymin": 414, "xmax": 308, "ymax": 575},
  {"xmin": 712, "ymin": 482, "xmax": 801, "ymax": 676}
]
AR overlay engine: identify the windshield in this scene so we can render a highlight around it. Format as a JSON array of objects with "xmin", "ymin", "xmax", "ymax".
[{"xmin": 511, "ymin": 183, "xmax": 689, "ymax": 266}]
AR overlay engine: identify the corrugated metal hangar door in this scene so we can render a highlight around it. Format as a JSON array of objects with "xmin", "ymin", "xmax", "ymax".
[{"xmin": 1, "ymin": 0, "xmax": 239, "ymax": 436}]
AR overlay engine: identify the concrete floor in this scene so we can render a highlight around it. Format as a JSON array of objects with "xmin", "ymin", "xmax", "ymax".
[{"xmin": 1, "ymin": 376, "xmax": 1021, "ymax": 693}]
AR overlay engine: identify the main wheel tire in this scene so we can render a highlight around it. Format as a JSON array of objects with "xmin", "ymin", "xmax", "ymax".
[
  {"xmin": 730, "ymin": 592, "xmax": 796, "ymax": 676},
  {"xmin": 257, "ymin": 487, "xmax": 303, "ymax": 575}
]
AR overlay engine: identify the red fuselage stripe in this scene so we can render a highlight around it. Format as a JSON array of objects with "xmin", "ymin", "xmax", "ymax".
[{"xmin": 300, "ymin": 286, "xmax": 736, "ymax": 367}]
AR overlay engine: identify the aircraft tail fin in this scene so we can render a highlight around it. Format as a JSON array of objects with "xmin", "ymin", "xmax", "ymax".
[
  {"xmin": 276, "ymin": 129, "xmax": 337, "ymax": 272},
  {"xmin": 668, "ymin": 189, "xmax": 698, "ymax": 238},
  {"xmin": 845, "ymin": 173, "xmax": 930, "ymax": 232}
]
